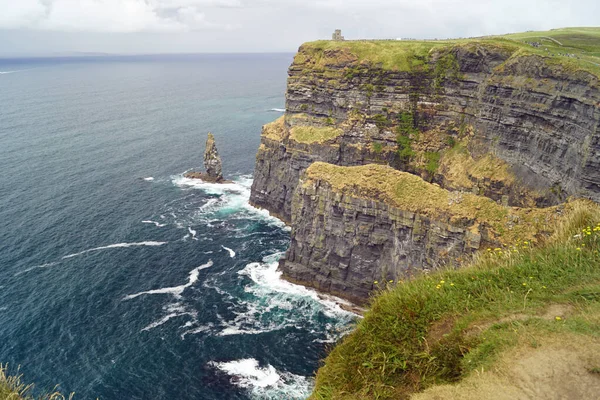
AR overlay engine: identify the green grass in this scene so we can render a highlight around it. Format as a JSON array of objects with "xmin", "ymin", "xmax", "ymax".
[
  {"xmin": 299, "ymin": 40, "xmax": 448, "ymax": 71},
  {"xmin": 290, "ymin": 125, "xmax": 343, "ymax": 144},
  {"xmin": 310, "ymin": 203, "xmax": 600, "ymax": 399},
  {"xmin": 298, "ymin": 27, "xmax": 600, "ymax": 77},
  {"xmin": 0, "ymin": 365, "xmax": 72, "ymax": 400}
]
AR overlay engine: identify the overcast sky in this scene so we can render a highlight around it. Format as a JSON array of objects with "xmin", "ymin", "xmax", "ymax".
[{"xmin": 0, "ymin": 0, "xmax": 598, "ymax": 55}]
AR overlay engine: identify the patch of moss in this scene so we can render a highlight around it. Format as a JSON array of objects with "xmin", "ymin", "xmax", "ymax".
[
  {"xmin": 372, "ymin": 142, "xmax": 383, "ymax": 154},
  {"xmin": 290, "ymin": 126, "xmax": 343, "ymax": 144},
  {"xmin": 424, "ymin": 151, "xmax": 441, "ymax": 175},
  {"xmin": 262, "ymin": 116, "xmax": 286, "ymax": 141}
]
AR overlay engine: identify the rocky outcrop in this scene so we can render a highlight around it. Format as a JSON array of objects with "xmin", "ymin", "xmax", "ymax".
[
  {"xmin": 185, "ymin": 133, "xmax": 226, "ymax": 183},
  {"xmin": 279, "ymin": 163, "xmax": 565, "ymax": 304}
]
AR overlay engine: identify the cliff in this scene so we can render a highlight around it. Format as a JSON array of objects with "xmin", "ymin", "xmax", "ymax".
[
  {"xmin": 281, "ymin": 163, "xmax": 572, "ymax": 304},
  {"xmin": 250, "ymin": 28, "xmax": 600, "ymax": 304},
  {"xmin": 251, "ymin": 33, "xmax": 600, "ymax": 225}
]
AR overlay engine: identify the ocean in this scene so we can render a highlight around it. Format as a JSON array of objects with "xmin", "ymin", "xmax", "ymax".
[{"xmin": 0, "ymin": 54, "xmax": 356, "ymax": 399}]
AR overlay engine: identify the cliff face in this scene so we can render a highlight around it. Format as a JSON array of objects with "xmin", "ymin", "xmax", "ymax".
[
  {"xmin": 280, "ymin": 163, "xmax": 565, "ymax": 304},
  {"xmin": 250, "ymin": 41, "xmax": 600, "ymax": 224},
  {"xmin": 250, "ymin": 38, "xmax": 600, "ymax": 302}
]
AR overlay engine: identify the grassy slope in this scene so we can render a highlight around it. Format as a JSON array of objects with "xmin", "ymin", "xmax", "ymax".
[
  {"xmin": 300, "ymin": 27, "xmax": 600, "ymax": 76},
  {"xmin": 310, "ymin": 202, "xmax": 600, "ymax": 399}
]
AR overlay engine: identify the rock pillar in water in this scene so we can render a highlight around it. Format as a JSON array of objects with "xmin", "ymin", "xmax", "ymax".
[{"xmin": 203, "ymin": 133, "xmax": 223, "ymax": 182}]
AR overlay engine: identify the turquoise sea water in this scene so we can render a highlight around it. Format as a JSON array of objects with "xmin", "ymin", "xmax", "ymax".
[{"xmin": 0, "ymin": 54, "xmax": 355, "ymax": 399}]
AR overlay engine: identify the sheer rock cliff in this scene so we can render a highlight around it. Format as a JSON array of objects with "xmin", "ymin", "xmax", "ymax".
[{"xmin": 250, "ymin": 39, "xmax": 600, "ymax": 302}]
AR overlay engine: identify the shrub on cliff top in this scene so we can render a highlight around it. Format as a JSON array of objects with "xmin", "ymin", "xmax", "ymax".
[{"xmin": 310, "ymin": 202, "xmax": 600, "ymax": 399}]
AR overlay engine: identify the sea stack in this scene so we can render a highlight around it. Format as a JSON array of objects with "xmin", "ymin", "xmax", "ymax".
[{"xmin": 185, "ymin": 133, "xmax": 227, "ymax": 183}]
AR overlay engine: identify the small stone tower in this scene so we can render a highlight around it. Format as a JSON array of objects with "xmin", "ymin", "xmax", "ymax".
[{"xmin": 332, "ymin": 29, "xmax": 345, "ymax": 41}]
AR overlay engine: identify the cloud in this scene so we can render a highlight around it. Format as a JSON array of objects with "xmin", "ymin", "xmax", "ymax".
[
  {"xmin": 0, "ymin": 0, "xmax": 235, "ymax": 32},
  {"xmin": 0, "ymin": 0, "xmax": 598, "ymax": 54}
]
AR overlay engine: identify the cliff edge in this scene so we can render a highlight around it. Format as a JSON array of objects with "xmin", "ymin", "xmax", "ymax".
[{"xmin": 250, "ymin": 27, "xmax": 600, "ymax": 304}]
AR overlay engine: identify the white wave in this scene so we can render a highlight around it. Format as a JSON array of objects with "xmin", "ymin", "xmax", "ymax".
[
  {"xmin": 215, "ymin": 253, "xmax": 356, "ymax": 338},
  {"xmin": 14, "ymin": 262, "xmax": 59, "ymax": 276},
  {"xmin": 222, "ymin": 245, "xmax": 236, "ymax": 258},
  {"xmin": 0, "ymin": 307, "xmax": 7, "ymax": 311},
  {"xmin": 209, "ymin": 359, "xmax": 312, "ymax": 399},
  {"xmin": 123, "ymin": 260, "xmax": 213, "ymax": 300},
  {"xmin": 172, "ymin": 174, "xmax": 287, "ymax": 228},
  {"xmin": 0, "ymin": 70, "xmax": 18, "ymax": 75},
  {"xmin": 143, "ymin": 177, "xmax": 155, "ymax": 181},
  {"xmin": 269, "ymin": 108, "xmax": 286, "ymax": 112},
  {"xmin": 142, "ymin": 220, "xmax": 167, "ymax": 227},
  {"xmin": 141, "ymin": 313, "xmax": 183, "ymax": 332},
  {"xmin": 180, "ymin": 323, "xmax": 214, "ymax": 339},
  {"xmin": 141, "ymin": 303, "xmax": 197, "ymax": 332},
  {"xmin": 188, "ymin": 227, "xmax": 198, "ymax": 240},
  {"xmin": 240, "ymin": 254, "xmax": 357, "ymax": 319},
  {"xmin": 200, "ymin": 198, "xmax": 219, "ymax": 211},
  {"xmin": 62, "ymin": 241, "xmax": 167, "ymax": 259}
]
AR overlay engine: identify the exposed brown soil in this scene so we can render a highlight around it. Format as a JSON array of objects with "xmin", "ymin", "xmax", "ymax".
[{"xmin": 412, "ymin": 334, "xmax": 600, "ymax": 400}]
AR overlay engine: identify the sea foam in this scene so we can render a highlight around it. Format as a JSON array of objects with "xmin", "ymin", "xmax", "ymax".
[
  {"xmin": 209, "ymin": 358, "xmax": 312, "ymax": 399},
  {"xmin": 123, "ymin": 260, "xmax": 213, "ymax": 300},
  {"xmin": 222, "ymin": 245, "xmax": 236, "ymax": 258},
  {"xmin": 62, "ymin": 241, "xmax": 167, "ymax": 259}
]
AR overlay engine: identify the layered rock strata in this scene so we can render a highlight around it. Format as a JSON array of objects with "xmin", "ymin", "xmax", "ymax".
[
  {"xmin": 250, "ymin": 41, "xmax": 600, "ymax": 225},
  {"xmin": 279, "ymin": 163, "xmax": 567, "ymax": 304}
]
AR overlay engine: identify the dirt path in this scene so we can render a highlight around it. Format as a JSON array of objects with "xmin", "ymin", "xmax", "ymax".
[{"xmin": 412, "ymin": 334, "xmax": 600, "ymax": 400}]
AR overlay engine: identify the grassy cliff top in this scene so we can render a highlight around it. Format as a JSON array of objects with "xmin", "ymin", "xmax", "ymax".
[
  {"xmin": 304, "ymin": 163, "xmax": 580, "ymax": 244},
  {"xmin": 298, "ymin": 27, "xmax": 600, "ymax": 76},
  {"xmin": 262, "ymin": 116, "xmax": 286, "ymax": 141},
  {"xmin": 310, "ymin": 202, "xmax": 600, "ymax": 399}
]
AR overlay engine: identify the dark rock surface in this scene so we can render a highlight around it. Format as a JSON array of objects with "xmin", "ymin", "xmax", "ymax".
[{"xmin": 280, "ymin": 182, "xmax": 482, "ymax": 304}]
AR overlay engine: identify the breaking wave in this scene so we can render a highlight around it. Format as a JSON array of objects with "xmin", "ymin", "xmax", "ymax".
[
  {"xmin": 216, "ymin": 252, "xmax": 357, "ymax": 339},
  {"xmin": 209, "ymin": 358, "xmax": 312, "ymax": 400},
  {"xmin": 142, "ymin": 220, "xmax": 167, "ymax": 227},
  {"xmin": 171, "ymin": 174, "xmax": 286, "ymax": 228}
]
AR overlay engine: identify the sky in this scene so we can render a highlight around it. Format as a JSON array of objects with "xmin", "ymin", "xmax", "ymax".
[{"xmin": 0, "ymin": 0, "xmax": 598, "ymax": 55}]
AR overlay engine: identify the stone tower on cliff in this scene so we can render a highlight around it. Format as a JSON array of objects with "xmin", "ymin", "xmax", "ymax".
[{"xmin": 332, "ymin": 29, "xmax": 345, "ymax": 41}]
